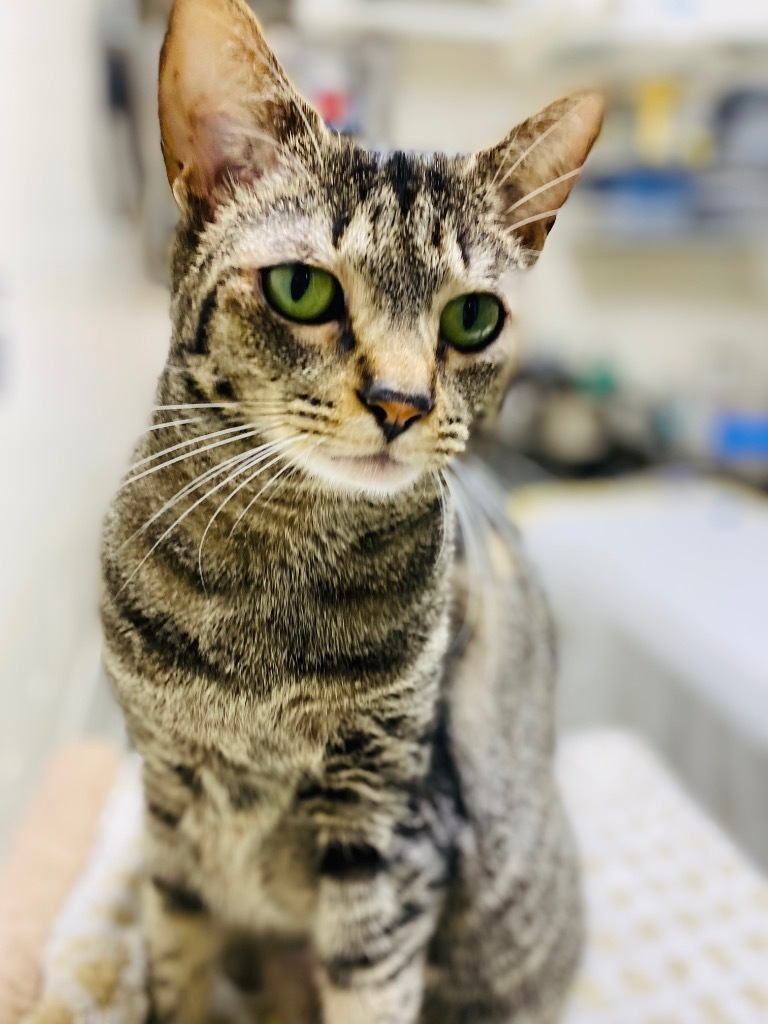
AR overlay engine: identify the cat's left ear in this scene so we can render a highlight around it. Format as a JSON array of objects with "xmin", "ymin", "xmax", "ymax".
[
  {"xmin": 478, "ymin": 91, "xmax": 605, "ymax": 260},
  {"xmin": 159, "ymin": 0, "xmax": 326, "ymax": 213}
]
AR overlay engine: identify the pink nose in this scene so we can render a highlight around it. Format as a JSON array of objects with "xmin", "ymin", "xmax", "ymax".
[{"xmin": 357, "ymin": 383, "xmax": 433, "ymax": 444}]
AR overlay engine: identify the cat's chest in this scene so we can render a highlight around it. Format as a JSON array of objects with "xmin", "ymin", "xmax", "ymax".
[
  {"xmin": 163, "ymin": 719, "xmax": 426, "ymax": 934},
  {"xmin": 178, "ymin": 744, "xmax": 324, "ymax": 933}
]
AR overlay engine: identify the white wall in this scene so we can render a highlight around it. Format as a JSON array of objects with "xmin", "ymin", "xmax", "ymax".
[
  {"xmin": 0, "ymin": 0, "xmax": 106, "ymax": 274},
  {"xmin": 0, "ymin": 0, "xmax": 170, "ymax": 847}
]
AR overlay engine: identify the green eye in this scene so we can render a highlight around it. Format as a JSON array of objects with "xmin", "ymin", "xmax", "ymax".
[
  {"xmin": 263, "ymin": 264, "xmax": 342, "ymax": 323},
  {"xmin": 440, "ymin": 293, "xmax": 504, "ymax": 351}
]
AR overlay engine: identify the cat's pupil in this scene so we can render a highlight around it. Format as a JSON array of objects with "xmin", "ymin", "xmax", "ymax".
[
  {"xmin": 291, "ymin": 266, "xmax": 311, "ymax": 302},
  {"xmin": 463, "ymin": 296, "xmax": 479, "ymax": 330}
]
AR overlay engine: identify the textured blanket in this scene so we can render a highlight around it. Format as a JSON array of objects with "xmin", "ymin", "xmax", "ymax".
[{"xmin": 6, "ymin": 732, "xmax": 768, "ymax": 1023}]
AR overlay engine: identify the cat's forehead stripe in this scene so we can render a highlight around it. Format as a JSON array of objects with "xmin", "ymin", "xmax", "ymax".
[
  {"xmin": 382, "ymin": 151, "xmax": 419, "ymax": 220},
  {"xmin": 329, "ymin": 148, "xmax": 468, "ymax": 233},
  {"xmin": 316, "ymin": 147, "xmax": 500, "ymax": 317}
]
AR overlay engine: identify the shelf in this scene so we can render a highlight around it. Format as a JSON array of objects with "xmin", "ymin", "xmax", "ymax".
[
  {"xmin": 572, "ymin": 231, "xmax": 763, "ymax": 254},
  {"xmin": 290, "ymin": 0, "xmax": 538, "ymax": 45},
  {"xmin": 569, "ymin": 209, "xmax": 767, "ymax": 253},
  {"xmin": 291, "ymin": 0, "xmax": 768, "ymax": 55}
]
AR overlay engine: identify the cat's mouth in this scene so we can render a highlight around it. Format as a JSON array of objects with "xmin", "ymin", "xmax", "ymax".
[{"xmin": 307, "ymin": 451, "xmax": 422, "ymax": 496}]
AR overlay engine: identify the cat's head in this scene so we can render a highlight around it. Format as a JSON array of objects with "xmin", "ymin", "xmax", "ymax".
[{"xmin": 159, "ymin": 0, "xmax": 603, "ymax": 498}]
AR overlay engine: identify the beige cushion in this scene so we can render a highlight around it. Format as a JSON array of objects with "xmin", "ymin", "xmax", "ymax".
[{"xmin": 0, "ymin": 743, "xmax": 120, "ymax": 1024}]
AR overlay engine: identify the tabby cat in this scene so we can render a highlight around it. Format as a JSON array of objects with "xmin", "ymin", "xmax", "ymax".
[{"xmin": 101, "ymin": 1, "xmax": 604, "ymax": 1020}]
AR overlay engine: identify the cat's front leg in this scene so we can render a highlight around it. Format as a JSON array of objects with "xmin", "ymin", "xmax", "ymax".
[
  {"xmin": 143, "ymin": 874, "xmax": 219, "ymax": 1024},
  {"xmin": 313, "ymin": 864, "xmax": 440, "ymax": 1024},
  {"xmin": 317, "ymin": 961, "xmax": 426, "ymax": 1024}
]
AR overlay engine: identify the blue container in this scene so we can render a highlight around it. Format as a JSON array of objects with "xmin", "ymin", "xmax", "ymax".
[{"xmin": 711, "ymin": 413, "xmax": 768, "ymax": 461}]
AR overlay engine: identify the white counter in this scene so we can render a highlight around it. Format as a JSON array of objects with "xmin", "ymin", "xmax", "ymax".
[{"xmin": 513, "ymin": 475, "xmax": 768, "ymax": 870}]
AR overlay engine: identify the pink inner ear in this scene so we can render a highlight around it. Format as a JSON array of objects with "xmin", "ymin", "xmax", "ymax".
[
  {"xmin": 160, "ymin": 0, "xmax": 295, "ymax": 203},
  {"xmin": 183, "ymin": 103, "xmax": 277, "ymax": 198},
  {"xmin": 195, "ymin": 110, "xmax": 245, "ymax": 190}
]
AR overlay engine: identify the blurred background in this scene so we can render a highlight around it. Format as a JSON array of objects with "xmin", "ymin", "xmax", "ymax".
[{"xmin": 1, "ymin": 0, "xmax": 768, "ymax": 880}]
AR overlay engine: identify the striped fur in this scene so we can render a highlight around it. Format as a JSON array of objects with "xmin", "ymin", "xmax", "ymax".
[{"xmin": 101, "ymin": 1, "xmax": 603, "ymax": 1020}]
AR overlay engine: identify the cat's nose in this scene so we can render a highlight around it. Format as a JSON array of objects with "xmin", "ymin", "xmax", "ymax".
[{"xmin": 357, "ymin": 383, "xmax": 434, "ymax": 444}]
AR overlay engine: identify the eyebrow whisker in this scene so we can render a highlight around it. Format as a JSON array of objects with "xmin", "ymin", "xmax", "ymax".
[{"xmin": 503, "ymin": 167, "xmax": 581, "ymax": 216}]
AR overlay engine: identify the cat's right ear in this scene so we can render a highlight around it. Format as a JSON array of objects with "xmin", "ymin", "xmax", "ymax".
[
  {"xmin": 478, "ymin": 91, "xmax": 605, "ymax": 260},
  {"xmin": 159, "ymin": 0, "xmax": 325, "ymax": 214}
]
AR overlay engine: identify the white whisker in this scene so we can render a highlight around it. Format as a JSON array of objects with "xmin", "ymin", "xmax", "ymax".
[
  {"xmin": 120, "ymin": 442, "xmax": 287, "ymax": 552},
  {"xmin": 197, "ymin": 437, "xmax": 306, "ymax": 588},
  {"xmin": 434, "ymin": 471, "xmax": 453, "ymax": 570},
  {"xmin": 120, "ymin": 429, "xmax": 259, "ymax": 490},
  {"xmin": 118, "ymin": 451, "xmax": 279, "ymax": 596},
  {"xmin": 128, "ymin": 423, "xmax": 257, "ymax": 474},
  {"xmin": 263, "ymin": 439, "xmax": 323, "ymax": 512},
  {"xmin": 228, "ymin": 441, "xmax": 315, "ymax": 538},
  {"xmin": 261, "ymin": 461, "xmax": 302, "ymax": 511},
  {"xmin": 453, "ymin": 459, "xmax": 519, "ymax": 542},
  {"xmin": 489, "ymin": 124, "xmax": 523, "ymax": 189},
  {"xmin": 241, "ymin": 459, "xmax": 298, "ymax": 519},
  {"xmin": 497, "ymin": 101, "xmax": 583, "ymax": 189},
  {"xmin": 144, "ymin": 418, "xmax": 199, "ymax": 433},
  {"xmin": 506, "ymin": 207, "xmax": 561, "ymax": 237},
  {"xmin": 227, "ymin": 459, "xmax": 292, "ymax": 538},
  {"xmin": 504, "ymin": 167, "xmax": 581, "ymax": 216}
]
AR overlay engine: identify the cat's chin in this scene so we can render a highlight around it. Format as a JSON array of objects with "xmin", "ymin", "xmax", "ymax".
[{"xmin": 306, "ymin": 452, "xmax": 423, "ymax": 498}]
